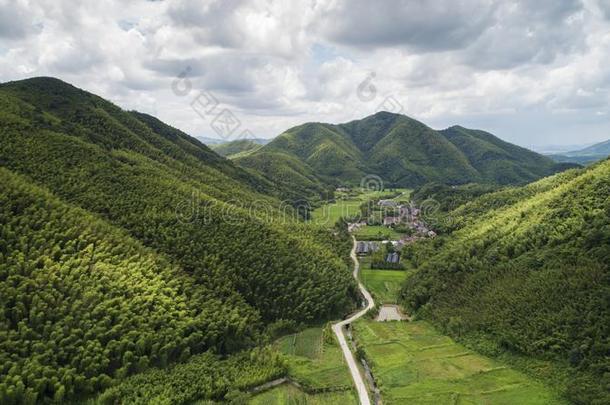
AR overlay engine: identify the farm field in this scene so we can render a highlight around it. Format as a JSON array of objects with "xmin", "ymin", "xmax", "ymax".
[
  {"xmin": 353, "ymin": 225, "xmax": 404, "ymax": 240},
  {"xmin": 248, "ymin": 383, "xmax": 357, "ymax": 404},
  {"xmin": 360, "ymin": 269, "xmax": 410, "ymax": 304},
  {"xmin": 353, "ymin": 321, "xmax": 566, "ymax": 405},
  {"xmin": 311, "ymin": 198, "xmax": 364, "ymax": 226},
  {"xmin": 276, "ymin": 326, "xmax": 353, "ymax": 391},
  {"xmin": 310, "ymin": 189, "xmax": 409, "ymax": 227}
]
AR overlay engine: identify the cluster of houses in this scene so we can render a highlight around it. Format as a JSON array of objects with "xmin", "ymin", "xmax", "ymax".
[
  {"xmin": 378, "ymin": 200, "xmax": 436, "ymax": 240},
  {"xmin": 356, "ymin": 241, "xmax": 401, "ymax": 265},
  {"xmin": 347, "ymin": 221, "xmax": 368, "ymax": 233},
  {"xmin": 347, "ymin": 196, "xmax": 439, "ymax": 267},
  {"xmin": 355, "ymin": 241, "xmax": 380, "ymax": 255}
]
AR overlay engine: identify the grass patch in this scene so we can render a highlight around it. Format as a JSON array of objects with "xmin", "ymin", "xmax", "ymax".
[
  {"xmin": 360, "ymin": 269, "xmax": 410, "ymax": 304},
  {"xmin": 310, "ymin": 189, "xmax": 410, "ymax": 227},
  {"xmin": 353, "ymin": 225, "xmax": 404, "ymax": 240},
  {"xmin": 276, "ymin": 327, "xmax": 324, "ymax": 359},
  {"xmin": 353, "ymin": 321, "xmax": 567, "ymax": 405}
]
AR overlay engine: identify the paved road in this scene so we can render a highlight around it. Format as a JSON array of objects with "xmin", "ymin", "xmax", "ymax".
[{"xmin": 332, "ymin": 236, "xmax": 375, "ymax": 405}]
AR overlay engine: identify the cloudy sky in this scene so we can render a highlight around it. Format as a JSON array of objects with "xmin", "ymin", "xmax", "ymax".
[{"xmin": 1, "ymin": 0, "xmax": 609, "ymax": 150}]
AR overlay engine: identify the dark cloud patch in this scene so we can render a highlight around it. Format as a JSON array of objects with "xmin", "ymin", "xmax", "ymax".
[
  {"xmin": 167, "ymin": 0, "xmax": 247, "ymax": 48},
  {"xmin": 0, "ymin": 1, "xmax": 40, "ymax": 39},
  {"xmin": 460, "ymin": 0, "xmax": 586, "ymax": 69},
  {"xmin": 319, "ymin": 0, "xmax": 496, "ymax": 51},
  {"xmin": 144, "ymin": 58, "xmax": 208, "ymax": 78},
  {"xmin": 598, "ymin": 0, "xmax": 610, "ymax": 19},
  {"xmin": 144, "ymin": 53, "xmax": 266, "ymax": 94}
]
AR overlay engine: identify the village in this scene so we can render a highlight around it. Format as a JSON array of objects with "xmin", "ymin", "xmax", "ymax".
[{"xmin": 349, "ymin": 197, "xmax": 437, "ymax": 267}]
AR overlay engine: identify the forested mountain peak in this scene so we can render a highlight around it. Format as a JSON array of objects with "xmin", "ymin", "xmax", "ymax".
[{"xmin": 238, "ymin": 111, "xmax": 570, "ymax": 194}]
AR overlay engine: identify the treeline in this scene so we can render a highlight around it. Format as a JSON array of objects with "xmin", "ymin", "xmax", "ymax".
[
  {"xmin": 97, "ymin": 348, "xmax": 285, "ymax": 404},
  {"xmin": 401, "ymin": 159, "xmax": 610, "ymax": 404}
]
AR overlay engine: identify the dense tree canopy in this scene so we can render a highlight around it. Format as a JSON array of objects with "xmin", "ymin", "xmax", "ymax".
[
  {"xmin": 0, "ymin": 77, "xmax": 357, "ymax": 402},
  {"xmin": 401, "ymin": 159, "xmax": 610, "ymax": 404}
]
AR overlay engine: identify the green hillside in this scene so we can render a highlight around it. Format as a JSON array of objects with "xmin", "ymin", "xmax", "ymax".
[
  {"xmin": 234, "ymin": 151, "xmax": 334, "ymax": 205},
  {"xmin": 210, "ymin": 139, "xmax": 263, "ymax": 158},
  {"xmin": 549, "ymin": 138, "xmax": 610, "ymax": 165},
  {"xmin": 0, "ymin": 167, "xmax": 261, "ymax": 402},
  {"xmin": 264, "ymin": 122, "xmax": 366, "ymax": 181},
  {"xmin": 0, "ymin": 77, "xmax": 357, "ymax": 402},
  {"xmin": 440, "ymin": 126, "xmax": 572, "ymax": 185},
  {"xmin": 401, "ymin": 159, "xmax": 610, "ymax": 404},
  {"xmin": 238, "ymin": 112, "xmax": 568, "ymax": 193}
]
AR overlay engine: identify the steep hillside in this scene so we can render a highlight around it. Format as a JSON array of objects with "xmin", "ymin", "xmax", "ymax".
[
  {"xmin": 0, "ymin": 167, "xmax": 259, "ymax": 402},
  {"xmin": 238, "ymin": 112, "xmax": 567, "ymax": 193},
  {"xmin": 264, "ymin": 122, "xmax": 366, "ymax": 181},
  {"xmin": 0, "ymin": 77, "xmax": 357, "ymax": 401},
  {"xmin": 401, "ymin": 159, "xmax": 610, "ymax": 404},
  {"xmin": 234, "ymin": 151, "xmax": 334, "ymax": 204},
  {"xmin": 211, "ymin": 139, "xmax": 262, "ymax": 158}
]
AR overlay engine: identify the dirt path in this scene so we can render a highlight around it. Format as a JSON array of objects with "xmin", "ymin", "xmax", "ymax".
[{"xmin": 332, "ymin": 236, "xmax": 374, "ymax": 405}]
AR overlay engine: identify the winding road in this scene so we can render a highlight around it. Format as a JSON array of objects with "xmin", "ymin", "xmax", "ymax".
[{"xmin": 332, "ymin": 236, "xmax": 375, "ymax": 405}]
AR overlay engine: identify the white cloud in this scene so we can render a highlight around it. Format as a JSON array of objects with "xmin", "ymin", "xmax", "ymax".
[{"xmin": 0, "ymin": 0, "xmax": 609, "ymax": 147}]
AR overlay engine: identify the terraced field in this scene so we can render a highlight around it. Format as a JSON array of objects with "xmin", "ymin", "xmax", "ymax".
[
  {"xmin": 353, "ymin": 321, "xmax": 566, "ymax": 405},
  {"xmin": 248, "ymin": 326, "xmax": 357, "ymax": 404}
]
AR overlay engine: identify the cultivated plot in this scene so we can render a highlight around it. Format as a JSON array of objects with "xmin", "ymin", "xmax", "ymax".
[{"xmin": 353, "ymin": 321, "xmax": 566, "ymax": 405}]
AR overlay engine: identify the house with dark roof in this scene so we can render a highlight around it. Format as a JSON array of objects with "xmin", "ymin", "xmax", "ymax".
[
  {"xmin": 378, "ymin": 199, "xmax": 398, "ymax": 208},
  {"xmin": 386, "ymin": 252, "xmax": 400, "ymax": 264},
  {"xmin": 356, "ymin": 241, "xmax": 380, "ymax": 255},
  {"xmin": 383, "ymin": 216, "xmax": 400, "ymax": 226}
]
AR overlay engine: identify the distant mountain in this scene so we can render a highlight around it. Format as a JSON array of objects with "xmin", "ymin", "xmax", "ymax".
[
  {"xmin": 197, "ymin": 136, "xmax": 271, "ymax": 146},
  {"xmin": 531, "ymin": 143, "xmax": 594, "ymax": 155},
  {"xmin": 548, "ymin": 138, "xmax": 610, "ymax": 165},
  {"xmin": 210, "ymin": 139, "xmax": 263, "ymax": 158},
  {"xmin": 195, "ymin": 136, "xmax": 226, "ymax": 145},
  {"xmin": 237, "ymin": 112, "xmax": 571, "ymax": 195}
]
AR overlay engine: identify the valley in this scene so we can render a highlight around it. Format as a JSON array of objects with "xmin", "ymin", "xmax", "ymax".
[
  {"xmin": 5, "ymin": 2, "xmax": 610, "ymax": 404},
  {"xmin": 0, "ymin": 77, "xmax": 607, "ymax": 405},
  {"xmin": 247, "ymin": 187, "xmax": 573, "ymax": 405}
]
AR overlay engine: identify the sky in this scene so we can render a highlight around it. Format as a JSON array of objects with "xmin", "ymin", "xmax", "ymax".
[{"xmin": 1, "ymin": 0, "xmax": 609, "ymax": 151}]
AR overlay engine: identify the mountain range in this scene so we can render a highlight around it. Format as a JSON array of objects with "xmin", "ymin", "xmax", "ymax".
[
  {"xmin": 548, "ymin": 138, "xmax": 610, "ymax": 165},
  {"xmin": 234, "ymin": 112, "xmax": 576, "ymax": 197},
  {"xmin": 210, "ymin": 139, "xmax": 265, "ymax": 158},
  {"xmin": 197, "ymin": 136, "xmax": 271, "ymax": 147},
  {"xmin": 0, "ymin": 76, "xmax": 606, "ymax": 403}
]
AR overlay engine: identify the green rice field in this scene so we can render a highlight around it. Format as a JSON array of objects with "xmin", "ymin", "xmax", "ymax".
[
  {"xmin": 310, "ymin": 189, "xmax": 410, "ymax": 227},
  {"xmin": 353, "ymin": 225, "xmax": 404, "ymax": 240},
  {"xmin": 353, "ymin": 321, "xmax": 567, "ymax": 405},
  {"xmin": 276, "ymin": 327, "xmax": 352, "ymax": 391},
  {"xmin": 360, "ymin": 269, "xmax": 410, "ymax": 304}
]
